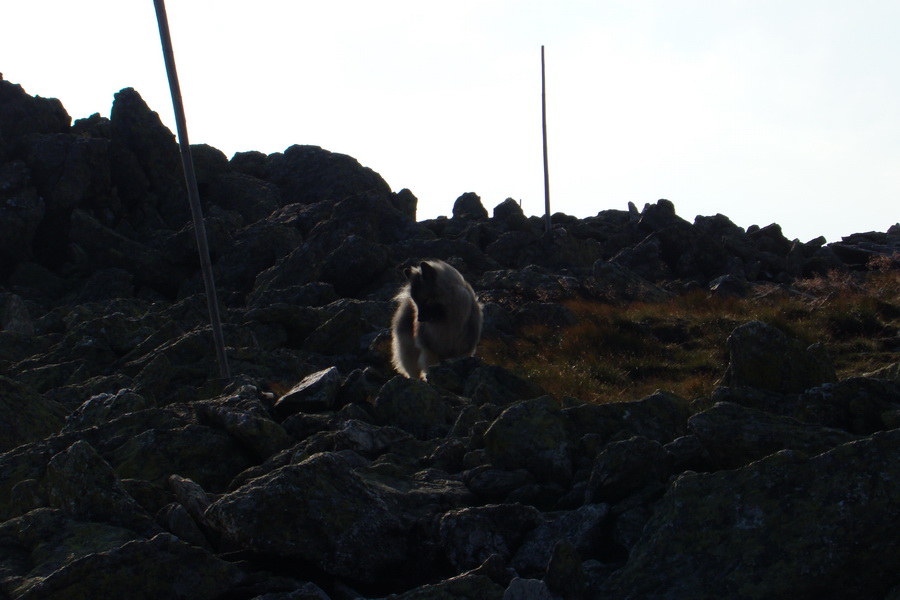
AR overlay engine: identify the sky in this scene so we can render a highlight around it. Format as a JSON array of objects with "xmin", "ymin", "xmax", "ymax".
[{"xmin": 2, "ymin": 0, "xmax": 898, "ymax": 243}]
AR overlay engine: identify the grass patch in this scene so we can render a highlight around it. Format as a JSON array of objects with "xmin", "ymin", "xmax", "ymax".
[{"xmin": 478, "ymin": 268, "xmax": 900, "ymax": 404}]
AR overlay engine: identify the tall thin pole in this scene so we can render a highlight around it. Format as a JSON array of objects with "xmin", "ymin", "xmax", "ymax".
[
  {"xmin": 541, "ymin": 45, "xmax": 551, "ymax": 234},
  {"xmin": 153, "ymin": 0, "xmax": 231, "ymax": 380}
]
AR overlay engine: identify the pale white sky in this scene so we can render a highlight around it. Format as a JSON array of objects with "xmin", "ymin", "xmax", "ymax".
[{"xmin": 2, "ymin": 1, "xmax": 898, "ymax": 243}]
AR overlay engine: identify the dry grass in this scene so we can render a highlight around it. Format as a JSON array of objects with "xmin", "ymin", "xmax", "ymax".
[{"xmin": 478, "ymin": 266, "xmax": 900, "ymax": 404}]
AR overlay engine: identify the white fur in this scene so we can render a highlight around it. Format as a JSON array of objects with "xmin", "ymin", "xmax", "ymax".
[{"xmin": 391, "ymin": 260, "xmax": 483, "ymax": 379}]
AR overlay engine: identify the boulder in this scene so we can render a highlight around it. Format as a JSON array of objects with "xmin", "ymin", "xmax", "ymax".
[
  {"xmin": 586, "ymin": 436, "xmax": 671, "ymax": 503},
  {"xmin": 0, "ymin": 80, "xmax": 70, "ymax": 145},
  {"xmin": 438, "ymin": 503, "xmax": 541, "ymax": 572},
  {"xmin": 2, "ymin": 517, "xmax": 261, "ymax": 600},
  {"xmin": 109, "ymin": 87, "xmax": 187, "ymax": 231},
  {"xmin": 719, "ymin": 320, "xmax": 837, "ymax": 393},
  {"xmin": 21, "ymin": 132, "xmax": 111, "ymax": 217},
  {"xmin": 688, "ymin": 401, "xmax": 859, "ymax": 470},
  {"xmin": 600, "ymin": 430, "xmax": 900, "ymax": 599},
  {"xmin": 0, "ymin": 376, "xmax": 66, "ymax": 453},
  {"xmin": 503, "ymin": 578, "xmax": 559, "ymax": 600},
  {"xmin": 104, "ymin": 420, "xmax": 255, "ymax": 493},
  {"xmin": 266, "ymin": 144, "xmax": 392, "ymax": 206},
  {"xmin": 64, "ymin": 389, "xmax": 154, "ymax": 433},
  {"xmin": 45, "ymin": 440, "xmax": 159, "ymax": 536},
  {"xmin": 492, "ymin": 198, "xmax": 531, "ymax": 232},
  {"xmin": 372, "ymin": 376, "xmax": 455, "ymax": 440},
  {"xmin": 67, "ymin": 209, "xmax": 184, "ymax": 296},
  {"xmin": 453, "ymin": 192, "xmax": 489, "ymax": 220},
  {"xmin": 592, "ymin": 260, "xmax": 673, "ymax": 303},
  {"xmin": 0, "ymin": 161, "xmax": 44, "ymax": 270},
  {"xmin": 196, "ymin": 386, "xmax": 293, "ymax": 461},
  {"xmin": 205, "ymin": 451, "xmax": 469, "ymax": 583},
  {"xmin": 275, "ymin": 366, "xmax": 343, "ymax": 416},
  {"xmin": 206, "ymin": 170, "xmax": 281, "ymax": 223},
  {"xmin": 484, "ymin": 396, "xmax": 574, "ymax": 486},
  {"xmin": 377, "ymin": 573, "xmax": 505, "ymax": 600},
  {"xmin": 511, "ymin": 503, "xmax": 609, "ymax": 576},
  {"xmin": 564, "ymin": 390, "xmax": 692, "ymax": 446},
  {"xmin": 796, "ymin": 377, "xmax": 900, "ymax": 435},
  {"xmin": 0, "ymin": 291, "xmax": 34, "ymax": 336}
]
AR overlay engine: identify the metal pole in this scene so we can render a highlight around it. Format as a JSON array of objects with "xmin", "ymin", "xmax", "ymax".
[
  {"xmin": 153, "ymin": 0, "xmax": 231, "ymax": 380},
  {"xmin": 541, "ymin": 45, "xmax": 551, "ymax": 234}
]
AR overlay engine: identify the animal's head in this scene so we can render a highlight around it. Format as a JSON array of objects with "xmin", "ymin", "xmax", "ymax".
[{"xmin": 404, "ymin": 261, "xmax": 446, "ymax": 322}]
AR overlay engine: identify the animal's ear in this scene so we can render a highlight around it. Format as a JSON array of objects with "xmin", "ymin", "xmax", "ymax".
[
  {"xmin": 403, "ymin": 267, "xmax": 415, "ymax": 280},
  {"xmin": 420, "ymin": 261, "xmax": 436, "ymax": 283}
]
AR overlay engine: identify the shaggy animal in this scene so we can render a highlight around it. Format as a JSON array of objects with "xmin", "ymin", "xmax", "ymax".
[{"xmin": 391, "ymin": 260, "xmax": 483, "ymax": 379}]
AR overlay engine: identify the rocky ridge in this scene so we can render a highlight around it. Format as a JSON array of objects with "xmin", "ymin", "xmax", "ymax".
[{"xmin": 1, "ymin": 77, "xmax": 900, "ymax": 599}]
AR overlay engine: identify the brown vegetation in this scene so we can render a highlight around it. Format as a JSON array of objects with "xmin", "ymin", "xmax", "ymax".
[{"xmin": 479, "ymin": 264, "xmax": 900, "ymax": 403}]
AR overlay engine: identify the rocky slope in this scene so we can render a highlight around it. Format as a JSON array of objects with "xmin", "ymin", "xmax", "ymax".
[{"xmin": 1, "ymin": 77, "xmax": 899, "ymax": 599}]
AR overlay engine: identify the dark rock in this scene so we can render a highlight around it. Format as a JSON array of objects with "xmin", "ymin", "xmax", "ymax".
[
  {"xmin": 109, "ymin": 87, "xmax": 187, "ymax": 231},
  {"xmin": 600, "ymin": 430, "xmax": 900, "ymax": 599},
  {"xmin": 206, "ymin": 451, "xmax": 469, "ymax": 584},
  {"xmin": 492, "ymin": 198, "xmax": 531, "ymax": 231},
  {"xmin": 73, "ymin": 267, "xmax": 135, "ymax": 304},
  {"xmin": 320, "ymin": 234, "xmax": 390, "ymax": 297},
  {"xmin": 46, "ymin": 440, "xmax": 159, "ymax": 536},
  {"xmin": 275, "ymin": 366, "xmax": 343, "ymax": 416},
  {"xmin": 708, "ymin": 273, "xmax": 750, "ymax": 298},
  {"xmin": 8, "ymin": 523, "xmax": 257, "ymax": 599},
  {"xmin": 637, "ymin": 199, "xmax": 690, "ymax": 232},
  {"xmin": 372, "ymin": 376, "xmax": 455, "ymax": 440},
  {"xmin": 484, "ymin": 231, "xmax": 541, "ymax": 268},
  {"xmin": 301, "ymin": 304, "xmax": 372, "ymax": 356},
  {"xmin": 0, "ymin": 292, "xmax": 34, "ymax": 335},
  {"xmin": 688, "ymin": 401, "xmax": 859, "ymax": 470},
  {"xmin": 503, "ymin": 578, "xmax": 559, "ymax": 599},
  {"xmin": 0, "ymin": 161, "xmax": 44, "ymax": 271},
  {"xmin": 390, "ymin": 238, "xmax": 493, "ymax": 275},
  {"xmin": 206, "ymin": 170, "xmax": 281, "ymax": 224},
  {"xmin": 797, "ymin": 377, "xmax": 900, "ymax": 435},
  {"xmin": 0, "ymin": 80, "xmax": 70, "ymax": 145},
  {"xmin": 391, "ymin": 187, "xmax": 418, "ymax": 221},
  {"xmin": 104, "ymin": 421, "xmax": 255, "ymax": 493},
  {"xmin": 564, "ymin": 390, "xmax": 692, "ymax": 446},
  {"xmin": 592, "ymin": 260, "xmax": 673, "ymax": 303},
  {"xmin": 586, "ymin": 436, "xmax": 671, "ymax": 504},
  {"xmin": 438, "ymin": 503, "xmax": 540, "ymax": 572},
  {"xmin": 453, "ymin": 192, "xmax": 488, "ymax": 220},
  {"xmin": 0, "ymin": 508, "xmax": 140, "ymax": 598},
  {"xmin": 188, "ymin": 143, "xmax": 228, "ymax": 188},
  {"xmin": 543, "ymin": 540, "xmax": 587, "ymax": 600},
  {"xmin": 511, "ymin": 503, "xmax": 609, "ymax": 577},
  {"xmin": 484, "ymin": 397, "xmax": 574, "ymax": 485},
  {"xmin": 0, "ymin": 376, "xmax": 66, "ymax": 453},
  {"xmin": 196, "ymin": 385, "xmax": 293, "ymax": 461},
  {"xmin": 330, "ymin": 419, "xmax": 417, "ymax": 458},
  {"xmin": 67, "ymin": 209, "xmax": 184, "ymax": 296},
  {"xmin": 266, "ymin": 144, "xmax": 391, "ymax": 206},
  {"xmin": 155, "ymin": 502, "xmax": 212, "ymax": 550},
  {"xmin": 719, "ymin": 320, "xmax": 837, "ymax": 393},
  {"xmin": 663, "ymin": 434, "xmax": 711, "ymax": 472},
  {"xmin": 228, "ymin": 150, "xmax": 269, "ymax": 179},
  {"xmin": 21, "ymin": 132, "xmax": 111, "ymax": 217},
  {"xmin": 463, "ymin": 467, "xmax": 536, "ymax": 501},
  {"xmin": 707, "ymin": 384, "xmax": 797, "ymax": 417},
  {"xmin": 377, "ymin": 573, "xmax": 505, "ymax": 600},
  {"xmin": 64, "ymin": 388, "xmax": 154, "ymax": 432},
  {"xmin": 609, "ymin": 235, "xmax": 672, "ymax": 281}
]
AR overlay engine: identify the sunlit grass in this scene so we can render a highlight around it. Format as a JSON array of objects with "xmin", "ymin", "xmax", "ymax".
[{"xmin": 478, "ymin": 267, "xmax": 900, "ymax": 404}]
